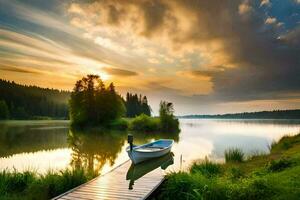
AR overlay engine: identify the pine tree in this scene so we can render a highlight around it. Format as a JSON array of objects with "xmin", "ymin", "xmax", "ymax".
[{"xmin": 0, "ymin": 100, "xmax": 9, "ymax": 119}]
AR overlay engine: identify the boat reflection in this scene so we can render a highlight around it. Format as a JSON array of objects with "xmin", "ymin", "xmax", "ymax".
[{"xmin": 126, "ymin": 152, "xmax": 174, "ymax": 190}]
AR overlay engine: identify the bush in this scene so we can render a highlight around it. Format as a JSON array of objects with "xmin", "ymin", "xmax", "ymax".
[
  {"xmin": 158, "ymin": 172, "xmax": 226, "ymax": 200},
  {"xmin": 129, "ymin": 114, "xmax": 160, "ymax": 132},
  {"xmin": 225, "ymin": 148, "xmax": 245, "ymax": 163},
  {"xmin": 159, "ymin": 101, "xmax": 180, "ymax": 132},
  {"xmin": 108, "ymin": 118, "xmax": 129, "ymax": 130},
  {"xmin": 267, "ymin": 158, "xmax": 292, "ymax": 172},
  {"xmin": 190, "ymin": 158, "xmax": 222, "ymax": 177}
]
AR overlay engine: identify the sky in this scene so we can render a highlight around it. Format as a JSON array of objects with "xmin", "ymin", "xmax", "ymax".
[{"xmin": 0, "ymin": 0, "xmax": 300, "ymax": 115}]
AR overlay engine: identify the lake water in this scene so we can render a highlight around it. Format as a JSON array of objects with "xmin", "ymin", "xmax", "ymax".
[{"xmin": 1, "ymin": 119, "xmax": 300, "ymax": 175}]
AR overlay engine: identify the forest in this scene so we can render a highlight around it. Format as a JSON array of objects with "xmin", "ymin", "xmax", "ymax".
[
  {"xmin": 69, "ymin": 75, "xmax": 125, "ymax": 126},
  {"xmin": 0, "ymin": 79, "xmax": 70, "ymax": 119},
  {"xmin": 0, "ymin": 79, "xmax": 152, "ymax": 120},
  {"xmin": 125, "ymin": 93, "xmax": 151, "ymax": 117},
  {"xmin": 181, "ymin": 109, "xmax": 300, "ymax": 119}
]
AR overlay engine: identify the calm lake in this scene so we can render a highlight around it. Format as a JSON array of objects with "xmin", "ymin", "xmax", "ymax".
[{"xmin": 1, "ymin": 119, "xmax": 300, "ymax": 175}]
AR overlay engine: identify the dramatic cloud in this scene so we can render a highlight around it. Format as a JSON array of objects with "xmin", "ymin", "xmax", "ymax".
[
  {"xmin": 0, "ymin": 0, "xmax": 300, "ymax": 114},
  {"xmin": 102, "ymin": 67, "xmax": 138, "ymax": 77},
  {"xmin": 70, "ymin": 1, "xmax": 300, "ymax": 91},
  {"xmin": 0, "ymin": 65, "xmax": 43, "ymax": 74}
]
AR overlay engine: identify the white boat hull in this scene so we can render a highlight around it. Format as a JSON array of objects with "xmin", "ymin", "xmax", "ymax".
[{"xmin": 127, "ymin": 139, "xmax": 174, "ymax": 164}]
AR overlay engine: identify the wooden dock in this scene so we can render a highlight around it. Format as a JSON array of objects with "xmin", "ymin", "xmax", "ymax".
[{"xmin": 52, "ymin": 160, "xmax": 166, "ymax": 200}]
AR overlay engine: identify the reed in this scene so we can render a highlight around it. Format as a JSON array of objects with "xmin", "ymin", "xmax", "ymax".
[
  {"xmin": 224, "ymin": 148, "xmax": 245, "ymax": 163},
  {"xmin": 190, "ymin": 157, "xmax": 222, "ymax": 177}
]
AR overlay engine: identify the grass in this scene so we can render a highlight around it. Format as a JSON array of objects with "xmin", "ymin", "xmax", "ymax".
[
  {"xmin": 266, "ymin": 157, "xmax": 293, "ymax": 172},
  {"xmin": 224, "ymin": 148, "xmax": 245, "ymax": 163},
  {"xmin": 190, "ymin": 157, "xmax": 222, "ymax": 177},
  {"xmin": 155, "ymin": 133, "xmax": 300, "ymax": 200},
  {"xmin": 0, "ymin": 168, "xmax": 96, "ymax": 200}
]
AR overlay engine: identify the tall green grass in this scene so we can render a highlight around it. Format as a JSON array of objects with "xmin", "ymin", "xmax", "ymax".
[
  {"xmin": 224, "ymin": 148, "xmax": 245, "ymax": 163},
  {"xmin": 157, "ymin": 172, "xmax": 275, "ymax": 200},
  {"xmin": 0, "ymin": 168, "xmax": 96, "ymax": 200},
  {"xmin": 190, "ymin": 158, "xmax": 222, "ymax": 177}
]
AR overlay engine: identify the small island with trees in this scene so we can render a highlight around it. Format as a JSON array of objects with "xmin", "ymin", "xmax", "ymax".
[{"xmin": 68, "ymin": 75, "xmax": 179, "ymax": 132}]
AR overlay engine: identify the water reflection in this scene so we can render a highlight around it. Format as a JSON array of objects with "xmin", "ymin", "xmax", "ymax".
[
  {"xmin": 0, "ymin": 121, "xmax": 68, "ymax": 157},
  {"xmin": 68, "ymin": 128, "xmax": 127, "ymax": 174},
  {"xmin": 67, "ymin": 128, "xmax": 180, "ymax": 175},
  {"xmin": 126, "ymin": 152, "xmax": 174, "ymax": 190},
  {"xmin": 0, "ymin": 119, "xmax": 299, "ymax": 174}
]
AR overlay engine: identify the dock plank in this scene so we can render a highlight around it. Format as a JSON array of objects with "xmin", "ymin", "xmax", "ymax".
[{"xmin": 52, "ymin": 160, "xmax": 165, "ymax": 200}]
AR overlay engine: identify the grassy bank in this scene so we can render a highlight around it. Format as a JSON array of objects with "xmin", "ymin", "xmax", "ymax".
[
  {"xmin": 155, "ymin": 133, "xmax": 300, "ymax": 200},
  {"xmin": 0, "ymin": 169, "xmax": 96, "ymax": 200},
  {"xmin": 103, "ymin": 114, "xmax": 180, "ymax": 133}
]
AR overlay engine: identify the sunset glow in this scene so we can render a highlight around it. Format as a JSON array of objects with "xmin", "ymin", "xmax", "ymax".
[{"xmin": 0, "ymin": 0, "xmax": 300, "ymax": 114}]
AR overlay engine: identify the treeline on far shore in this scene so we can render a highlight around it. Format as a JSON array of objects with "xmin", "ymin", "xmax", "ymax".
[
  {"xmin": 0, "ymin": 78, "xmax": 151, "ymax": 120},
  {"xmin": 180, "ymin": 109, "xmax": 300, "ymax": 119},
  {"xmin": 0, "ymin": 79, "xmax": 70, "ymax": 120}
]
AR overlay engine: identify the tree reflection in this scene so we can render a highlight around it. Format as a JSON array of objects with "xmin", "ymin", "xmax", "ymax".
[
  {"xmin": 68, "ymin": 128, "xmax": 127, "ymax": 174},
  {"xmin": 68, "ymin": 128, "xmax": 180, "ymax": 174},
  {"xmin": 0, "ymin": 122, "xmax": 68, "ymax": 157}
]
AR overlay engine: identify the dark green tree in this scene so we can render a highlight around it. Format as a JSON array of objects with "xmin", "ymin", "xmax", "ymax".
[
  {"xmin": 0, "ymin": 79, "xmax": 69, "ymax": 119},
  {"xmin": 69, "ymin": 75, "xmax": 125, "ymax": 126},
  {"xmin": 159, "ymin": 101, "xmax": 179, "ymax": 132},
  {"xmin": 125, "ymin": 93, "xmax": 151, "ymax": 117},
  {"xmin": 0, "ymin": 100, "xmax": 9, "ymax": 119}
]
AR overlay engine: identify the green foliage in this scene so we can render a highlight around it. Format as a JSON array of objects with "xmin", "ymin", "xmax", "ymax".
[
  {"xmin": 190, "ymin": 158, "xmax": 222, "ymax": 177},
  {"xmin": 108, "ymin": 118, "xmax": 129, "ymax": 130},
  {"xmin": 158, "ymin": 172, "xmax": 277, "ymax": 200},
  {"xmin": 229, "ymin": 167, "xmax": 244, "ymax": 180},
  {"xmin": 0, "ymin": 100, "xmax": 9, "ymax": 119},
  {"xmin": 129, "ymin": 114, "xmax": 160, "ymax": 132},
  {"xmin": 125, "ymin": 93, "xmax": 151, "ymax": 117},
  {"xmin": 267, "ymin": 158, "xmax": 292, "ymax": 172},
  {"xmin": 157, "ymin": 133, "xmax": 300, "ymax": 200},
  {"xmin": 225, "ymin": 148, "xmax": 245, "ymax": 163},
  {"xmin": 129, "ymin": 101, "xmax": 180, "ymax": 133},
  {"xmin": 226, "ymin": 177, "xmax": 275, "ymax": 200},
  {"xmin": 0, "ymin": 168, "xmax": 95, "ymax": 200},
  {"xmin": 270, "ymin": 134, "xmax": 300, "ymax": 153},
  {"xmin": 0, "ymin": 79, "xmax": 69, "ymax": 119},
  {"xmin": 158, "ymin": 172, "xmax": 226, "ymax": 200},
  {"xmin": 159, "ymin": 101, "xmax": 180, "ymax": 132},
  {"xmin": 69, "ymin": 75, "xmax": 125, "ymax": 126}
]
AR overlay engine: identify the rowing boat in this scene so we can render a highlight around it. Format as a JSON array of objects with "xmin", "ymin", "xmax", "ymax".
[{"xmin": 126, "ymin": 139, "xmax": 174, "ymax": 164}]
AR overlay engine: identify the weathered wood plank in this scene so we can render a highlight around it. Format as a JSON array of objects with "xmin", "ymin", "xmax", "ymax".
[{"xmin": 52, "ymin": 160, "xmax": 165, "ymax": 200}]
